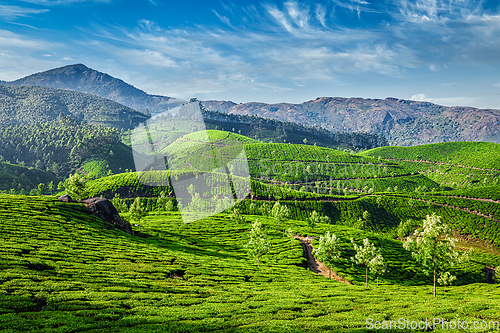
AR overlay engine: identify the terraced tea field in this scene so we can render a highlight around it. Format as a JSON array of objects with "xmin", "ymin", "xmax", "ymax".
[{"xmin": 1, "ymin": 194, "xmax": 500, "ymax": 332}]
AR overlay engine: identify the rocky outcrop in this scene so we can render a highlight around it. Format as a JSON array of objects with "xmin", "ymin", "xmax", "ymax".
[
  {"xmin": 81, "ymin": 197, "xmax": 133, "ymax": 235},
  {"xmin": 58, "ymin": 194, "xmax": 76, "ymax": 203}
]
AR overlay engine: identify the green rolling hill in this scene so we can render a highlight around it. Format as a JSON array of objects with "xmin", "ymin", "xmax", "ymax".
[
  {"xmin": 161, "ymin": 130, "xmax": 440, "ymax": 194},
  {"xmin": 361, "ymin": 142, "xmax": 500, "ymax": 190}
]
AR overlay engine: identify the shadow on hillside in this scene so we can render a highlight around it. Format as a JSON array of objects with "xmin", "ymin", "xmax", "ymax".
[{"xmin": 132, "ymin": 229, "xmax": 246, "ymax": 260}]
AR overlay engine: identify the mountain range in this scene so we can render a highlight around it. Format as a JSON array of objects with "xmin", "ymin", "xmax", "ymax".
[
  {"xmin": 202, "ymin": 98, "xmax": 500, "ymax": 145},
  {"xmin": 2, "ymin": 64, "xmax": 500, "ymax": 145}
]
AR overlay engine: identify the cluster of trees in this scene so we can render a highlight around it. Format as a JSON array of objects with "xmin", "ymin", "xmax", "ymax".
[
  {"xmin": 0, "ymin": 114, "xmax": 120, "ymax": 178},
  {"xmin": 201, "ymin": 109, "xmax": 388, "ymax": 149},
  {"xmin": 243, "ymin": 207, "xmax": 480, "ymax": 296}
]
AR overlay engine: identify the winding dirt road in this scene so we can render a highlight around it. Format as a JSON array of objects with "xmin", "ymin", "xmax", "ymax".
[{"xmin": 294, "ymin": 235, "xmax": 352, "ymax": 285}]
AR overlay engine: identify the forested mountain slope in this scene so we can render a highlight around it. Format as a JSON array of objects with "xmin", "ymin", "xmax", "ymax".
[
  {"xmin": 0, "ymin": 85, "xmax": 148, "ymax": 129},
  {"xmin": 0, "ymin": 115, "xmax": 121, "ymax": 180}
]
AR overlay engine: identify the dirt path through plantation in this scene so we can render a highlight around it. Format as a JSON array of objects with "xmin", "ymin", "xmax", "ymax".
[{"xmin": 294, "ymin": 235, "xmax": 352, "ymax": 285}]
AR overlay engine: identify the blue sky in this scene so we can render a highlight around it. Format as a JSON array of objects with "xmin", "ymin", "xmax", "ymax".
[{"xmin": 1, "ymin": 0, "xmax": 500, "ymax": 109}]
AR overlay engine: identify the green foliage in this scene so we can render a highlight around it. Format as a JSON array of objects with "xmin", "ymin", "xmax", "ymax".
[
  {"xmin": 369, "ymin": 253, "xmax": 387, "ymax": 286},
  {"xmin": 201, "ymin": 110, "xmax": 388, "ymax": 150},
  {"xmin": 0, "ymin": 115, "xmax": 120, "ymax": 178},
  {"xmin": 437, "ymin": 271, "xmax": 456, "ymax": 292},
  {"xmin": 63, "ymin": 173, "xmax": 89, "ymax": 201},
  {"xmin": 129, "ymin": 197, "xmax": 148, "ymax": 228},
  {"xmin": 306, "ymin": 210, "xmax": 330, "ymax": 230},
  {"xmin": 403, "ymin": 213, "xmax": 459, "ymax": 296},
  {"xmin": 286, "ymin": 228, "xmax": 294, "ymax": 249},
  {"xmin": 0, "ymin": 194, "xmax": 499, "ymax": 331},
  {"xmin": 397, "ymin": 219, "xmax": 417, "ymax": 239},
  {"xmin": 230, "ymin": 208, "xmax": 246, "ymax": 224},
  {"xmin": 272, "ymin": 201, "xmax": 290, "ymax": 235},
  {"xmin": 37, "ymin": 183, "xmax": 46, "ymax": 195},
  {"xmin": 312, "ymin": 231, "xmax": 343, "ymax": 279},
  {"xmin": 0, "ymin": 161, "xmax": 58, "ymax": 193},
  {"xmin": 155, "ymin": 191, "xmax": 173, "ymax": 213},
  {"xmin": 111, "ymin": 193, "xmax": 128, "ymax": 213},
  {"xmin": 362, "ymin": 142, "xmax": 500, "ymax": 190},
  {"xmin": 80, "ymin": 142, "xmax": 136, "ymax": 178},
  {"xmin": 48, "ymin": 181, "xmax": 54, "ymax": 195},
  {"xmin": 246, "ymin": 220, "xmax": 271, "ymax": 267},
  {"xmin": 351, "ymin": 238, "xmax": 379, "ymax": 287}
]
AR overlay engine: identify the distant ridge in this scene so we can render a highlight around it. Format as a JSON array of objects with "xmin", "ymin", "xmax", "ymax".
[
  {"xmin": 202, "ymin": 97, "xmax": 500, "ymax": 145},
  {"xmin": 1, "ymin": 64, "xmax": 183, "ymax": 114}
]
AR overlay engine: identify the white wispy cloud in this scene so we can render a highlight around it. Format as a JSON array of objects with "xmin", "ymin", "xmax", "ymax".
[
  {"xmin": 81, "ymin": 2, "xmax": 414, "ymax": 98},
  {"xmin": 119, "ymin": 49, "xmax": 178, "ymax": 68},
  {"xmin": 0, "ymin": 5, "xmax": 48, "ymax": 19},
  {"xmin": 0, "ymin": 29, "xmax": 52, "ymax": 49},
  {"xmin": 391, "ymin": 0, "xmax": 500, "ymax": 65},
  {"xmin": 38, "ymin": 0, "xmax": 498, "ymax": 102},
  {"xmin": 410, "ymin": 93, "xmax": 479, "ymax": 107},
  {"xmin": 18, "ymin": 0, "xmax": 111, "ymax": 4},
  {"xmin": 0, "ymin": 29, "xmax": 65, "ymax": 80}
]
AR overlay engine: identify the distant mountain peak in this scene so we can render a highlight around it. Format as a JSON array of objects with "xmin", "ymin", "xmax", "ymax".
[{"xmin": 2, "ymin": 64, "xmax": 182, "ymax": 114}]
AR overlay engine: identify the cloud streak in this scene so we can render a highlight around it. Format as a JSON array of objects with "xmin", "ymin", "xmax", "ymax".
[{"xmin": 0, "ymin": 4, "xmax": 48, "ymax": 19}]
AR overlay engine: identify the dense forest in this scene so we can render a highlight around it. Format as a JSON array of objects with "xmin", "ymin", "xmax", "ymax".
[
  {"xmin": 0, "ymin": 84, "xmax": 148, "ymax": 129},
  {"xmin": 0, "ymin": 114, "xmax": 120, "ymax": 178}
]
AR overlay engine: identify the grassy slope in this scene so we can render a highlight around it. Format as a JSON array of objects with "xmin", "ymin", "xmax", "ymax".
[
  {"xmin": 1, "ymin": 194, "xmax": 499, "ymax": 332},
  {"xmin": 361, "ymin": 142, "xmax": 500, "ymax": 190}
]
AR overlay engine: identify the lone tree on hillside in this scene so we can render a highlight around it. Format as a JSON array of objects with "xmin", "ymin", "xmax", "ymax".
[
  {"xmin": 259, "ymin": 202, "xmax": 272, "ymax": 220},
  {"xmin": 48, "ymin": 181, "xmax": 54, "ymax": 195},
  {"xmin": 272, "ymin": 202, "xmax": 290, "ymax": 236},
  {"xmin": 37, "ymin": 183, "xmax": 46, "ymax": 195},
  {"xmin": 130, "ymin": 197, "xmax": 148, "ymax": 232},
  {"xmin": 246, "ymin": 220, "xmax": 271, "ymax": 267},
  {"xmin": 437, "ymin": 271, "xmax": 456, "ymax": 293},
  {"xmin": 459, "ymin": 247, "xmax": 475, "ymax": 273},
  {"xmin": 403, "ymin": 213, "xmax": 459, "ymax": 297},
  {"xmin": 351, "ymin": 238, "xmax": 379, "ymax": 287},
  {"xmin": 230, "ymin": 207, "xmax": 246, "ymax": 224},
  {"xmin": 313, "ymin": 231, "xmax": 343, "ymax": 280},
  {"xmin": 63, "ymin": 173, "xmax": 88, "ymax": 201},
  {"xmin": 156, "ymin": 191, "xmax": 170, "ymax": 213},
  {"xmin": 307, "ymin": 210, "xmax": 330, "ymax": 230},
  {"xmin": 369, "ymin": 253, "xmax": 387, "ymax": 286},
  {"xmin": 111, "ymin": 193, "xmax": 128, "ymax": 213}
]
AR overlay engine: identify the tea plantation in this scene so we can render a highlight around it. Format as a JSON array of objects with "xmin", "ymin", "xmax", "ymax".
[{"xmin": 1, "ymin": 194, "xmax": 500, "ymax": 332}]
